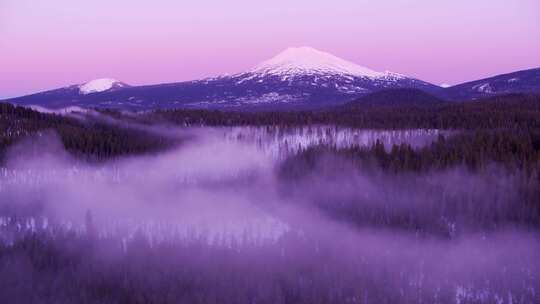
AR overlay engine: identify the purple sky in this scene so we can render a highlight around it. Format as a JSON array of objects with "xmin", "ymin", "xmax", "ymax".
[{"xmin": 1, "ymin": 0, "xmax": 539, "ymax": 98}]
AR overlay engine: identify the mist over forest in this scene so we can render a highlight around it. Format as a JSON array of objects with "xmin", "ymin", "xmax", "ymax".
[
  {"xmin": 2, "ymin": 0, "xmax": 539, "ymax": 301},
  {"xmin": 0, "ymin": 95, "xmax": 539, "ymax": 303}
]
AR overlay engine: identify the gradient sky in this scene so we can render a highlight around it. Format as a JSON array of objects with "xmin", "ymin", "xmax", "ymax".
[{"xmin": 1, "ymin": 0, "xmax": 539, "ymax": 98}]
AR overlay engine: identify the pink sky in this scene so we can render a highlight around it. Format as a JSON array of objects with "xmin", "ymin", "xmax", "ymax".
[{"xmin": 1, "ymin": 0, "xmax": 539, "ymax": 98}]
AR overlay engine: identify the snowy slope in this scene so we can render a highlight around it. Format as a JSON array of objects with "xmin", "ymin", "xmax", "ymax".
[
  {"xmin": 250, "ymin": 47, "xmax": 387, "ymax": 78},
  {"xmin": 79, "ymin": 78, "xmax": 128, "ymax": 94}
]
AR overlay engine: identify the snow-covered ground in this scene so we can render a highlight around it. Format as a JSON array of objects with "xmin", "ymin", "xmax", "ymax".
[
  {"xmin": 220, "ymin": 126, "xmax": 447, "ymax": 159},
  {"xmin": 78, "ymin": 78, "xmax": 128, "ymax": 94}
]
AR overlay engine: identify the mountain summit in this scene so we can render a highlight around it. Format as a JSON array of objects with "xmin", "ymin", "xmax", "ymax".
[
  {"xmin": 250, "ymin": 47, "xmax": 388, "ymax": 78},
  {"xmin": 78, "ymin": 78, "xmax": 129, "ymax": 95}
]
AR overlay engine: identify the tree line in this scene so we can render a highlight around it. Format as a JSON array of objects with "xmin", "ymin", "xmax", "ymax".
[
  {"xmin": 146, "ymin": 94, "xmax": 540, "ymax": 130},
  {"xmin": 0, "ymin": 103, "xmax": 176, "ymax": 163}
]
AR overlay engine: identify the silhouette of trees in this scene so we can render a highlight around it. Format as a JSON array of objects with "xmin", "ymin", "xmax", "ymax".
[
  {"xmin": 0, "ymin": 103, "xmax": 176, "ymax": 162},
  {"xmin": 147, "ymin": 94, "xmax": 540, "ymax": 130}
]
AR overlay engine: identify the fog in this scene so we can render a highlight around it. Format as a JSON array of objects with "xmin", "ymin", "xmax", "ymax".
[{"xmin": 0, "ymin": 126, "xmax": 538, "ymax": 303}]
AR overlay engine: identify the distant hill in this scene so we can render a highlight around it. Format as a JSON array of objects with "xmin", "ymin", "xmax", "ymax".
[
  {"xmin": 444, "ymin": 68, "xmax": 540, "ymax": 100},
  {"xmin": 343, "ymin": 88, "xmax": 447, "ymax": 109}
]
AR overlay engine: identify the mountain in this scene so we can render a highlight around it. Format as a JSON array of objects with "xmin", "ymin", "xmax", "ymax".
[
  {"xmin": 78, "ymin": 78, "xmax": 129, "ymax": 94},
  {"xmin": 4, "ymin": 47, "xmax": 441, "ymax": 110},
  {"xmin": 4, "ymin": 49, "xmax": 539, "ymax": 111},
  {"xmin": 343, "ymin": 88, "xmax": 447, "ymax": 109},
  {"xmin": 5, "ymin": 78, "xmax": 130, "ymax": 108},
  {"xmin": 444, "ymin": 68, "xmax": 540, "ymax": 100}
]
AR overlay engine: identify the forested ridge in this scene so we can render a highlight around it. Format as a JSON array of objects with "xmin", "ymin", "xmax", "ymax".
[
  {"xmin": 2, "ymin": 93, "xmax": 540, "ymax": 172},
  {"xmin": 0, "ymin": 103, "xmax": 175, "ymax": 162},
  {"xmin": 280, "ymin": 129, "xmax": 540, "ymax": 174},
  {"xmin": 148, "ymin": 94, "xmax": 540, "ymax": 130},
  {"xmin": 147, "ymin": 93, "xmax": 540, "ymax": 175},
  {"xmin": 2, "ymin": 93, "xmax": 540, "ymax": 168}
]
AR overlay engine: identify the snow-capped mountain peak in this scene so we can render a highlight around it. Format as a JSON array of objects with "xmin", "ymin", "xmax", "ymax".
[
  {"xmin": 79, "ymin": 78, "xmax": 127, "ymax": 95},
  {"xmin": 250, "ymin": 46, "xmax": 387, "ymax": 78}
]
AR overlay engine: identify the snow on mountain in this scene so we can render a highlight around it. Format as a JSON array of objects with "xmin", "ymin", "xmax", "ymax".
[
  {"xmin": 2, "ymin": 47, "xmax": 442, "ymax": 110},
  {"xmin": 250, "ymin": 47, "xmax": 389, "ymax": 78},
  {"xmin": 79, "ymin": 78, "xmax": 127, "ymax": 95},
  {"xmin": 17, "ymin": 48, "xmax": 539, "ymax": 110},
  {"xmin": 472, "ymin": 83, "xmax": 494, "ymax": 93},
  {"xmin": 444, "ymin": 68, "xmax": 540, "ymax": 100}
]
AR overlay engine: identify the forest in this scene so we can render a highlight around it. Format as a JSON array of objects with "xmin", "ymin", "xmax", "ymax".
[
  {"xmin": 0, "ymin": 103, "xmax": 176, "ymax": 162},
  {"xmin": 146, "ymin": 94, "xmax": 540, "ymax": 130},
  {"xmin": 0, "ymin": 94, "xmax": 539, "ymax": 303}
]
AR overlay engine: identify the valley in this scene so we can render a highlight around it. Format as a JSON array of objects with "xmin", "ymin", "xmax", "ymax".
[{"xmin": 0, "ymin": 99, "xmax": 539, "ymax": 303}]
